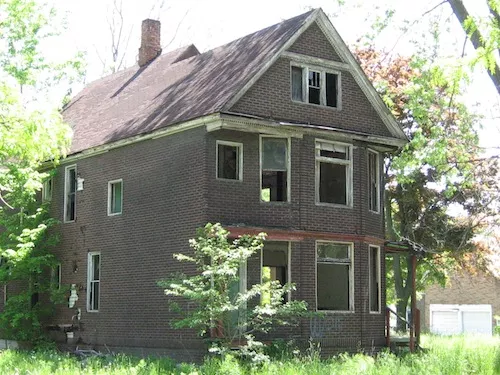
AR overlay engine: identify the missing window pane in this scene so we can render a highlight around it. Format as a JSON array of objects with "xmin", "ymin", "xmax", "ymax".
[
  {"xmin": 217, "ymin": 144, "xmax": 239, "ymax": 180},
  {"xmin": 262, "ymin": 171, "xmax": 287, "ymax": 202},
  {"xmin": 291, "ymin": 66, "xmax": 303, "ymax": 101},
  {"xmin": 319, "ymin": 162, "xmax": 347, "ymax": 205},
  {"xmin": 326, "ymin": 73, "xmax": 338, "ymax": 107}
]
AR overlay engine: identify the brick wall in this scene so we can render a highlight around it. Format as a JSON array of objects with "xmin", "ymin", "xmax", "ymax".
[
  {"xmin": 230, "ymin": 23, "xmax": 391, "ymax": 138},
  {"xmin": 37, "ymin": 18, "xmax": 396, "ymax": 358},
  {"xmin": 419, "ymin": 270, "xmax": 500, "ymax": 331}
]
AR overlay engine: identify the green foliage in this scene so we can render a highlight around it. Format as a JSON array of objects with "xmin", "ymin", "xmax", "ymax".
[
  {"xmin": 0, "ymin": 335, "xmax": 498, "ymax": 374},
  {"xmin": 158, "ymin": 223, "xmax": 310, "ymax": 361},
  {"xmin": 0, "ymin": 0, "xmax": 84, "ymax": 342}
]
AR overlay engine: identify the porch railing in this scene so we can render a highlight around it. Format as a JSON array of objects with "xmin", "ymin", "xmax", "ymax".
[{"xmin": 385, "ymin": 306, "xmax": 420, "ymax": 352}]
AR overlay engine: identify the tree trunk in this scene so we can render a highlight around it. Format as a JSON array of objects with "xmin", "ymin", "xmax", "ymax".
[
  {"xmin": 393, "ymin": 253, "xmax": 413, "ymax": 332},
  {"xmin": 448, "ymin": 0, "xmax": 500, "ymax": 95}
]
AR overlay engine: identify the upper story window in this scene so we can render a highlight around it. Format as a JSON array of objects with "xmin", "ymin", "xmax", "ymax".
[
  {"xmin": 291, "ymin": 65, "xmax": 340, "ymax": 108},
  {"xmin": 216, "ymin": 140, "xmax": 243, "ymax": 181},
  {"xmin": 368, "ymin": 150, "xmax": 380, "ymax": 213},
  {"xmin": 316, "ymin": 241, "xmax": 354, "ymax": 311},
  {"xmin": 64, "ymin": 165, "xmax": 77, "ymax": 222},
  {"xmin": 260, "ymin": 136, "xmax": 289, "ymax": 202},
  {"xmin": 108, "ymin": 179, "xmax": 123, "ymax": 216},
  {"xmin": 315, "ymin": 140, "xmax": 352, "ymax": 206},
  {"xmin": 42, "ymin": 177, "xmax": 53, "ymax": 203}
]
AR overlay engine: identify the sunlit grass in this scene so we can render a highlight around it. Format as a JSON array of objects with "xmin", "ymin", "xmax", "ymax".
[{"xmin": 0, "ymin": 335, "xmax": 497, "ymax": 374}]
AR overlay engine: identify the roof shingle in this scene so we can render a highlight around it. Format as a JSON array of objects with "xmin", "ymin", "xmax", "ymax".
[{"xmin": 63, "ymin": 10, "xmax": 314, "ymax": 155}]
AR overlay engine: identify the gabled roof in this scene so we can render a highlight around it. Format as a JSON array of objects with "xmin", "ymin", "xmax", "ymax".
[
  {"xmin": 63, "ymin": 8, "xmax": 406, "ymax": 156},
  {"xmin": 63, "ymin": 10, "xmax": 315, "ymax": 154}
]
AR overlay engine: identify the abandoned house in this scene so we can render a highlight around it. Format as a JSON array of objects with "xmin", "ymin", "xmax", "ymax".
[{"xmin": 7, "ymin": 8, "xmax": 409, "ymax": 358}]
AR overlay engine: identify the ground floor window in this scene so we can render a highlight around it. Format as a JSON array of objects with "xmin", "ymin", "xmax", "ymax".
[
  {"xmin": 369, "ymin": 245, "xmax": 381, "ymax": 313},
  {"xmin": 316, "ymin": 241, "xmax": 353, "ymax": 311},
  {"xmin": 87, "ymin": 252, "xmax": 100, "ymax": 312},
  {"xmin": 261, "ymin": 241, "xmax": 290, "ymax": 304}
]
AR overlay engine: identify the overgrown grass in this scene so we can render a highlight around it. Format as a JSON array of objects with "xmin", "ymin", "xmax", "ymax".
[{"xmin": 0, "ymin": 335, "xmax": 498, "ymax": 374}]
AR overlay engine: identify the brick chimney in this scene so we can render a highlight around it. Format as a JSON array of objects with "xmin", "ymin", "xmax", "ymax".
[{"xmin": 138, "ymin": 19, "xmax": 162, "ymax": 67}]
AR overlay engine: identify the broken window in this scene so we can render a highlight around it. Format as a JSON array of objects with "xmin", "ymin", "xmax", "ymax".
[
  {"xmin": 368, "ymin": 150, "xmax": 380, "ymax": 212},
  {"xmin": 64, "ymin": 165, "xmax": 77, "ymax": 222},
  {"xmin": 261, "ymin": 241, "xmax": 289, "ymax": 304},
  {"xmin": 369, "ymin": 245, "xmax": 381, "ymax": 313},
  {"xmin": 316, "ymin": 242, "xmax": 353, "ymax": 311},
  {"xmin": 291, "ymin": 65, "xmax": 340, "ymax": 108},
  {"xmin": 316, "ymin": 140, "xmax": 352, "ymax": 206},
  {"xmin": 87, "ymin": 252, "xmax": 100, "ymax": 312},
  {"xmin": 261, "ymin": 137, "xmax": 288, "ymax": 202},
  {"xmin": 42, "ymin": 177, "xmax": 53, "ymax": 203},
  {"xmin": 108, "ymin": 179, "xmax": 123, "ymax": 215},
  {"xmin": 216, "ymin": 141, "xmax": 242, "ymax": 180}
]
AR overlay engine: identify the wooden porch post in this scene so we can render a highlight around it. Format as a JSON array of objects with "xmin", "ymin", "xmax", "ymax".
[{"xmin": 409, "ymin": 253, "xmax": 416, "ymax": 352}]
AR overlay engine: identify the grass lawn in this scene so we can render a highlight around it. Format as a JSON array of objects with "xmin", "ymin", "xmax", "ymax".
[{"xmin": 0, "ymin": 335, "xmax": 498, "ymax": 374}]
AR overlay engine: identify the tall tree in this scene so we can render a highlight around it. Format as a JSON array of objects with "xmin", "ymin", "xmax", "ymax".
[
  {"xmin": 356, "ymin": 47, "xmax": 496, "ymax": 326},
  {"xmin": 447, "ymin": 0, "xmax": 500, "ymax": 95},
  {"xmin": 0, "ymin": 0, "xmax": 84, "ymax": 341}
]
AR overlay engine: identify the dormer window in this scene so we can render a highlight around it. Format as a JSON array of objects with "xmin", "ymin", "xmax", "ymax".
[{"xmin": 291, "ymin": 65, "xmax": 340, "ymax": 108}]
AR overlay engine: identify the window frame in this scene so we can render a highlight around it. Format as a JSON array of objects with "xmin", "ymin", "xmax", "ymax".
[
  {"xmin": 63, "ymin": 165, "xmax": 77, "ymax": 223},
  {"xmin": 315, "ymin": 139, "xmax": 353, "ymax": 207},
  {"xmin": 260, "ymin": 241, "xmax": 291, "ymax": 303},
  {"xmin": 107, "ymin": 179, "xmax": 123, "ymax": 216},
  {"xmin": 315, "ymin": 240, "xmax": 354, "ymax": 313},
  {"xmin": 290, "ymin": 63, "xmax": 342, "ymax": 109},
  {"xmin": 87, "ymin": 252, "xmax": 101, "ymax": 312},
  {"xmin": 51, "ymin": 263, "xmax": 62, "ymax": 290},
  {"xmin": 215, "ymin": 140, "xmax": 243, "ymax": 181},
  {"xmin": 259, "ymin": 135, "xmax": 291, "ymax": 203},
  {"xmin": 368, "ymin": 245, "xmax": 381, "ymax": 314},
  {"xmin": 368, "ymin": 149, "xmax": 380, "ymax": 213},
  {"xmin": 42, "ymin": 177, "xmax": 53, "ymax": 203}
]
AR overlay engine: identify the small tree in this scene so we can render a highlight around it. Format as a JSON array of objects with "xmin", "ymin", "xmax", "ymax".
[{"xmin": 158, "ymin": 223, "xmax": 309, "ymax": 359}]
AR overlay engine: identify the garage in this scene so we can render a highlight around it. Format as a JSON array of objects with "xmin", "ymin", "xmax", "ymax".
[{"xmin": 430, "ymin": 304, "xmax": 492, "ymax": 335}]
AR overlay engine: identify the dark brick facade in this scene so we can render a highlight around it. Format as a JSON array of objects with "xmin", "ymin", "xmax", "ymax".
[{"xmin": 0, "ymin": 17, "xmax": 403, "ymax": 359}]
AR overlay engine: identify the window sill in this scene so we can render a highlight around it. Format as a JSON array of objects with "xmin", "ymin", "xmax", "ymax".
[
  {"xmin": 63, "ymin": 220, "xmax": 76, "ymax": 224},
  {"xmin": 107, "ymin": 212, "xmax": 122, "ymax": 217},
  {"xmin": 369, "ymin": 209, "xmax": 381, "ymax": 215},
  {"xmin": 260, "ymin": 200, "xmax": 291, "ymax": 205},
  {"xmin": 369, "ymin": 311, "xmax": 382, "ymax": 315},
  {"xmin": 86, "ymin": 309, "xmax": 99, "ymax": 313},
  {"xmin": 315, "ymin": 202, "xmax": 353, "ymax": 209},
  {"xmin": 317, "ymin": 310, "xmax": 355, "ymax": 314},
  {"xmin": 291, "ymin": 99, "xmax": 341, "ymax": 111},
  {"xmin": 216, "ymin": 177, "xmax": 243, "ymax": 182}
]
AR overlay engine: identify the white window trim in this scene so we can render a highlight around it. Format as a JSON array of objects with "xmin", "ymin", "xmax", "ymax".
[
  {"xmin": 368, "ymin": 149, "xmax": 381, "ymax": 214},
  {"xmin": 87, "ymin": 252, "xmax": 100, "ymax": 312},
  {"xmin": 369, "ymin": 245, "xmax": 381, "ymax": 314},
  {"xmin": 290, "ymin": 62, "xmax": 342, "ymax": 110},
  {"xmin": 260, "ymin": 242, "xmax": 292, "ymax": 302},
  {"xmin": 42, "ymin": 177, "xmax": 53, "ymax": 203},
  {"xmin": 315, "ymin": 240, "xmax": 354, "ymax": 313},
  {"xmin": 315, "ymin": 139, "xmax": 353, "ymax": 208},
  {"xmin": 107, "ymin": 179, "xmax": 123, "ymax": 216},
  {"xmin": 63, "ymin": 165, "xmax": 77, "ymax": 223},
  {"xmin": 215, "ymin": 140, "xmax": 243, "ymax": 181},
  {"xmin": 259, "ymin": 135, "xmax": 291, "ymax": 203}
]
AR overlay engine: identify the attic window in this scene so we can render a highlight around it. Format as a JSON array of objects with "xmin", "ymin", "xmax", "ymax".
[{"xmin": 291, "ymin": 65, "xmax": 340, "ymax": 109}]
